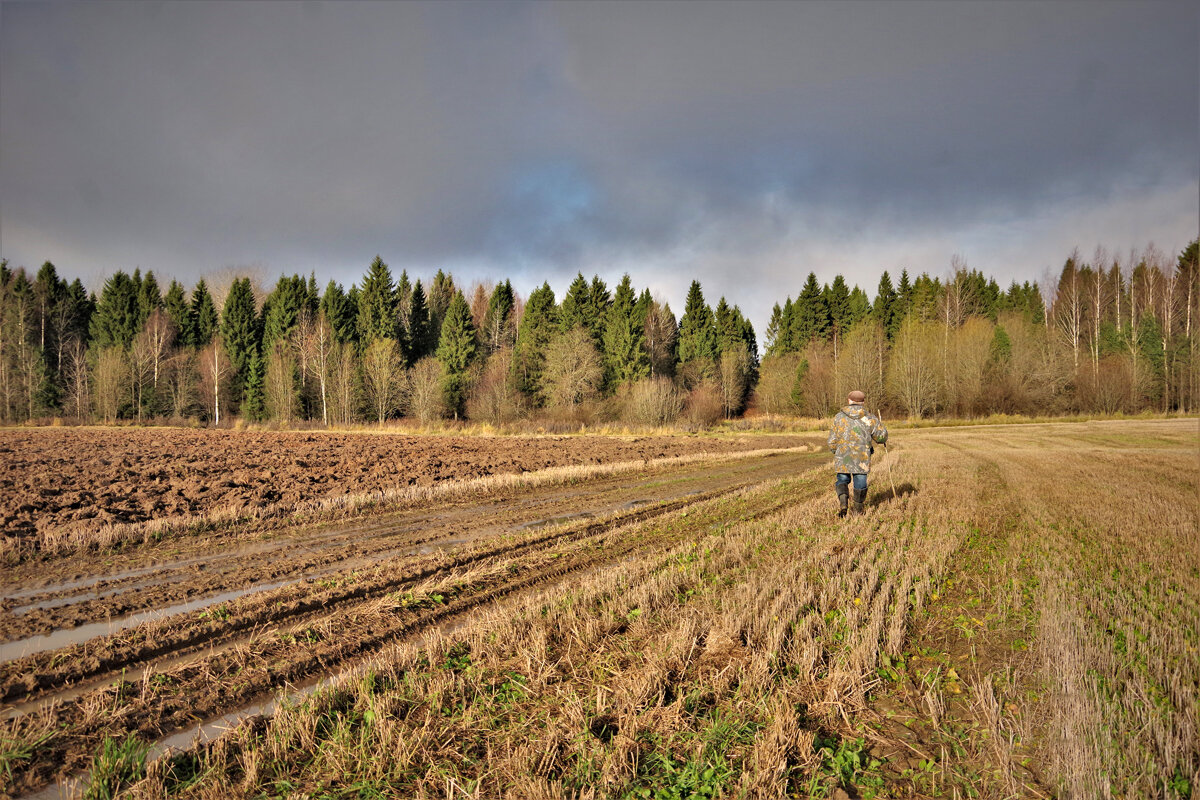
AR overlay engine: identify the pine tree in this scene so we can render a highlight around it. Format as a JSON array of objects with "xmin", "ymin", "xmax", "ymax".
[
  {"xmin": 436, "ymin": 291, "xmax": 477, "ymax": 419},
  {"xmin": 357, "ymin": 256, "xmax": 397, "ymax": 343},
  {"xmin": 511, "ymin": 283, "xmax": 558, "ymax": 404},
  {"xmin": 190, "ymin": 279, "xmax": 219, "ymax": 347},
  {"xmin": 677, "ymin": 280, "xmax": 717, "ymax": 370}
]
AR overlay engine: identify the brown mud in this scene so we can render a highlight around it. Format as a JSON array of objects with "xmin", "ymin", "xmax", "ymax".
[
  {"xmin": 0, "ymin": 447, "xmax": 824, "ymax": 798},
  {"xmin": 0, "ymin": 427, "xmax": 808, "ymax": 554}
]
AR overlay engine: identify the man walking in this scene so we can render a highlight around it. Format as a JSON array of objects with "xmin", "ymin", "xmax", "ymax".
[{"xmin": 827, "ymin": 390, "xmax": 888, "ymax": 517}]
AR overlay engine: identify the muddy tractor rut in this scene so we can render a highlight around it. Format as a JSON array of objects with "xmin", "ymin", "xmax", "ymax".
[{"xmin": 2, "ymin": 448, "xmax": 823, "ymax": 798}]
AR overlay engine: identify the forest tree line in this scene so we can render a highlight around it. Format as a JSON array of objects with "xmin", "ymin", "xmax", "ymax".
[{"xmin": 0, "ymin": 238, "xmax": 1196, "ymax": 428}]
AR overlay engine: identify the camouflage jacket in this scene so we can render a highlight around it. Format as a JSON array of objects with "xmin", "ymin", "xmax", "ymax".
[{"xmin": 827, "ymin": 404, "xmax": 888, "ymax": 474}]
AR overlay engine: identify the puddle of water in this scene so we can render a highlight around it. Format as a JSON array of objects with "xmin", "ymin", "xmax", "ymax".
[
  {"xmin": 0, "ymin": 579, "xmax": 295, "ymax": 664},
  {"xmin": 515, "ymin": 511, "xmax": 595, "ymax": 531}
]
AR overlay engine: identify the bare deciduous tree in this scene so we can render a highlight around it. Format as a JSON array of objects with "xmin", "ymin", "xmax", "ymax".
[
  {"xmin": 643, "ymin": 299, "xmax": 677, "ymax": 378},
  {"xmin": 466, "ymin": 350, "xmax": 522, "ymax": 424},
  {"xmin": 836, "ymin": 320, "xmax": 884, "ymax": 406},
  {"xmin": 93, "ymin": 346, "xmax": 128, "ymax": 424},
  {"xmin": 300, "ymin": 310, "xmax": 335, "ymax": 426},
  {"xmin": 265, "ymin": 341, "xmax": 300, "ymax": 424},
  {"xmin": 886, "ymin": 318, "xmax": 940, "ymax": 418},
  {"xmin": 718, "ymin": 343, "xmax": 751, "ymax": 417},
  {"xmin": 360, "ymin": 337, "xmax": 405, "ymax": 425},
  {"xmin": 542, "ymin": 328, "xmax": 603, "ymax": 413},
  {"xmin": 131, "ymin": 309, "xmax": 175, "ymax": 420},
  {"xmin": 326, "ymin": 341, "xmax": 359, "ymax": 426},
  {"xmin": 199, "ymin": 336, "xmax": 231, "ymax": 425},
  {"xmin": 753, "ymin": 353, "xmax": 803, "ymax": 416},
  {"xmin": 407, "ymin": 356, "xmax": 445, "ymax": 424},
  {"xmin": 625, "ymin": 376, "xmax": 682, "ymax": 426},
  {"xmin": 62, "ymin": 338, "xmax": 91, "ymax": 420}
]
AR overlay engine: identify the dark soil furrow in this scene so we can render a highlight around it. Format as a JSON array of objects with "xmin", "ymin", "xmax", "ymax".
[
  {"xmin": 0, "ymin": 452, "xmax": 819, "ymax": 642},
  {"xmin": 2, "ymin": 462, "xmax": 821, "ymax": 705},
  {"xmin": 3, "ymin": 473, "xmax": 820, "ymax": 797}
]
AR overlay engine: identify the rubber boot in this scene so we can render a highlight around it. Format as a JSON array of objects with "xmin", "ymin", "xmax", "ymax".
[
  {"xmin": 852, "ymin": 487, "xmax": 866, "ymax": 514},
  {"xmin": 836, "ymin": 483, "xmax": 849, "ymax": 518}
]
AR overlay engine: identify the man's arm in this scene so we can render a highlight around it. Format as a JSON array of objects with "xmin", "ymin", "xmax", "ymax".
[{"xmin": 827, "ymin": 416, "xmax": 841, "ymax": 452}]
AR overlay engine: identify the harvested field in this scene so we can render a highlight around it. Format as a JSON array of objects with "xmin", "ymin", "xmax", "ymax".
[
  {"xmin": 0, "ymin": 427, "xmax": 807, "ymax": 560},
  {"xmin": 0, "ymin": 420, "xmax": 1196, "ymax": 799}
]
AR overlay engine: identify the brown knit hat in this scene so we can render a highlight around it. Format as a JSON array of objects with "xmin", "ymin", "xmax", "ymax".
[{"xmin": 847, "ymin": 390, "xmax": 866, "ymax": 404}]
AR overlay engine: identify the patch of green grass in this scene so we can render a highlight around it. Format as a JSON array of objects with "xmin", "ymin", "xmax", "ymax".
[{"xmin": 84, "ymin": 733, "xmax": 149, "ymax": 800}]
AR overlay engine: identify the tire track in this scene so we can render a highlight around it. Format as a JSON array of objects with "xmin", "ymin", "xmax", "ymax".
[{"xmin": 3, "ymin": 469, "xmax": 824, "ymax": 797}]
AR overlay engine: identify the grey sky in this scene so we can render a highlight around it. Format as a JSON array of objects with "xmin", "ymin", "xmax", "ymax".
[{"xmin": 2, "ymin": 0, "xmax": 1196, "ymax": 332}]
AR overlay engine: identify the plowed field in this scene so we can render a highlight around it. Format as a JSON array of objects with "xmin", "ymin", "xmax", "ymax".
[
  {"xmin": 1, "ymin": 421, "xmax": 1194, "ymax": 800},
  {"xmin": 0, "ymin": 441, "xmax": 826, "ymax": 797},
  {"xmin": 0, "ymin": 427, "xmax": 807, "ymax": 558}
]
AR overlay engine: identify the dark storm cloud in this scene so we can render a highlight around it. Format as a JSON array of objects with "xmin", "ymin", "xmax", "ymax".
[{"xmin": 1, "ymin": 0, "xmax": 1196, "ymax": 327}]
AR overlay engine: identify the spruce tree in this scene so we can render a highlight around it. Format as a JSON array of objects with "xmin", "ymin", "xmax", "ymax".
[
  {"xmin": 320, "ymin": 281, "xmax": 356, "ymax": 343},
  {"xmin": 847, "ymin": 287, "xmax": 871, "ymax": 329},
  {"xmin": 428, "ymin": 270, "xmax": 456, "ymax": 343},
  {"xmin": 791, "ymin": 273, "xmax": 829, "ymax": 347},
  {"xmin": 764, "ymin": 303, "xmax": 784, "ymax": 355},
  {"xmin": 357, "ymin": 256, "xmax": 397, "ymax": 343},
  {"xmin": 715, "ymin": 297, "xmax": 745, "ymax": 357},
  {"xmin": 559, "ymin": 273, "xmax": 590, "ymax": 334},
  {"xmin": 407, "ymin": 280, "xmax": 431, "ymax": 362},
  {"xmin": 190, "ymin": 279, "xmax": 219, "ymax": 347},
  {"xmin": 436, "ymin": 291, "xmax": 477, "ymax": 419},
  {"xmin": 164, "ymin": 280, "xmax": 191, "ymax": 344},
  {"xmin": 677, "ymin": 280, "xmax": 717, "ymax": 369},
  {"xmin": 90, "ymin": 271, "xmax": 141, "ymax": 349},
  {"xmin": 825, "ymin": 275, "xmax": 851, "ymax": 346},
  {"xmin": 585, "ymin": 276, "xmax": 611, "ymax": 346},
  {"xmin": 633, "ymin": 288, "xmax": 652, "ymax": 332},
  {"xmin": 263, "ymin": 274, "xmax": 307, "ymax": 346},
  {"xmin": 735, "ymin": 307, "xmax": 758, "ymax": 366},
  {"xmin": 602, "ymin": 274, "xmax": 649, "ymax": 388},
  {"xmin": 138, "ymin": 271, "xmax": 162, "ymax": 327},
  {"xmin": 897, "ymin": 269, "xmax": 913, "ymax": 318},
  {"xmin": 511, "ymin": 283, "xmax": 558, "ymax": 404},
  {"xmin": 873, "ymin": 272, "xmax": 899, "ymax": 340},
  {"xmin": 778, "ymin": 298, "xmax": 796, "ymax": 353},
  {"xmin": 221, "ymin": 278, "xmax": 260, "ymax": 405},
  {"xmin": 242, "ymin": 349, "xmax": 266, "ymax": 421}
]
